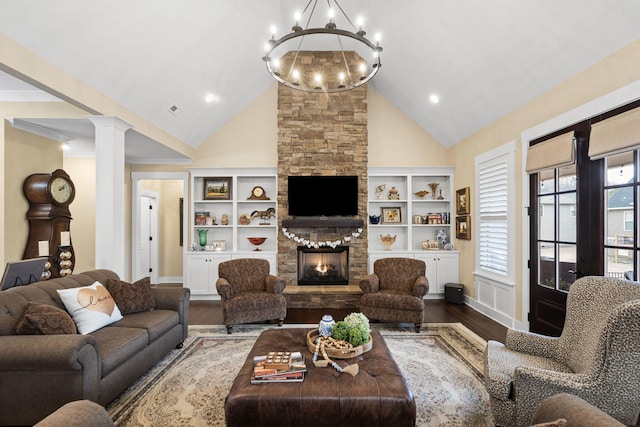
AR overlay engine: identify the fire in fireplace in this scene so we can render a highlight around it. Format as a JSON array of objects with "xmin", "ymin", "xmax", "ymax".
[{"xmin": 297, "ymin": 246, "xmax": 349, "ymax": 285}]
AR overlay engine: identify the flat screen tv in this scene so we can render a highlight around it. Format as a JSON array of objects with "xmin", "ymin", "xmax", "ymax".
[{"xmin": 288, "ymin": 176, "xmax": 358, "ymax": 217}]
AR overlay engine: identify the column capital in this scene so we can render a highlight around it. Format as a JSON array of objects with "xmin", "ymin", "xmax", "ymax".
[{"xmin": 86, "ymin": 116, "xmax": 132, "ymax": 132}]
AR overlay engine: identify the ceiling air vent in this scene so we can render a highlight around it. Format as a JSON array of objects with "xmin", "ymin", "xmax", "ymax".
[{"xmin": 168, "ymin": 105, "xmax": 182, "ymax": 116}]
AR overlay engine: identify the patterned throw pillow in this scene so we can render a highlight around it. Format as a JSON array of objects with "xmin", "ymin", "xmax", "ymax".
[
  {"xmin": 57, "ymin": 282, "xmax": 123, "ymax": 334},
  {"xmin": 106, "ymin": 277, "xmax": 156, "ymax": 314},
  {"xmin": 15, "ymin": 302, "xmax": 77, "ymax": 335}
]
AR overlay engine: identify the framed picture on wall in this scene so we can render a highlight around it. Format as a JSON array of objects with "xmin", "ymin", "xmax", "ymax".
[
  {"xmin": 456, "ymin": 216, "xmax": 471, "ymax": 240},
  {"xmin": 203, "ymin": 177, "xmax": 232, "ymax": 200},
  {"xmin": 456, "ymin": 187, "xmax": 470, "ymax": 215}
]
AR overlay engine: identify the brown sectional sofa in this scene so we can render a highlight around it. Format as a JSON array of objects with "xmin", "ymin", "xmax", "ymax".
[{"xmin": 0, "ymin": 269, "xmax": 190, "ymax": 426}]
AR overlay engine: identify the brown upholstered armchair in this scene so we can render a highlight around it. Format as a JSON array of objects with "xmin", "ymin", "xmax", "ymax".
[
  {"xmin": 359, "ymin": 258, "xmax": 429, "ymax": 332},
  {"xmin": 484, "ymin": 276, "xmax": 640, "ymax": 427},
  {"xmin": 216, "ymin": 258, "xmax": 287, "ymax": 334}
]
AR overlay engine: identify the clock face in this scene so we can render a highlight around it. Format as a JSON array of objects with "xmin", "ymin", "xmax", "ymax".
[
  {"xmin": 50, "ymin": 177, "xmax": 73, "ymax": 204},
  {"xmin": 253, "ymin": 186, "xmax": 264, "ymax": 198}
]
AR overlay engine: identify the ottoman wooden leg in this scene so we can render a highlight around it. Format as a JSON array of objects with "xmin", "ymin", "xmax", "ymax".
[
  {"xmin": 414, "ymin": 323, "xmax": 422, "ymax": 333},
  {"xmin": 277, "ymin": 318, "xmax": 284, "ymax": 326},
  {"xmin": 226, "ymin": 325, "xmax": 233, "ymax": 334}
]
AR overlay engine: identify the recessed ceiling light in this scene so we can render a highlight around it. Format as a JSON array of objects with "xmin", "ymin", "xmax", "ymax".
[
  {"xmin": 429, "ymin": 94, "xmax": 440, "ymax": 104},
  {"xmin": 205, "ymin": 93, "xmax": 220, "ymax": 104}
]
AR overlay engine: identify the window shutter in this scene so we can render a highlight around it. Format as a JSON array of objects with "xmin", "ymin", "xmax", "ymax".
[{"xmin": 478, "ymin": 157, "xmax": 509, "ymax": 275}]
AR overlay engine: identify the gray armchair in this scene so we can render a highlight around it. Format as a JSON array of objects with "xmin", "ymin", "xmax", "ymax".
[
  {"xmin": 359, "ymin": 258, "xmax": 429, "ymax": 332},
  {"xmin": 484, "ymin": 276, "xmax": 640, "ymax": 426},
  {"xmin": 216, "ymin": 258, "xmax": 286, "ymax": 334}
]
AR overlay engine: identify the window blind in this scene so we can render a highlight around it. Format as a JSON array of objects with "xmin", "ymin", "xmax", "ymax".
[
  {"xmin": 478, "ymin": 157, "xmax": 509, "ymax": 275},
  {"xmin": 525, "ymin": 131, "xmax": 575, "ymax": 173},
  {"xmin": 589, "ymin": 107, "xmax": 640, "ymax": 159}
]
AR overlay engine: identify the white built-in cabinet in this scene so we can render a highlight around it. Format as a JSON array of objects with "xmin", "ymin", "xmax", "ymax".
[
  {"xmin": 184, "ymin": 168, "xmax": 277, "ymax": 299},
  {"xmin": 367, "ymin": 167, "xmax": 460, "ymax": 295},
  {"xmin": 183, "ymin": 167, "xmax": 460, "ymax": 298}
]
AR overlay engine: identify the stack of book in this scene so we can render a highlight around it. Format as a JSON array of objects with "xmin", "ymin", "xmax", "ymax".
[{"xmin": 251, "ymin": 351, "xmax": 306, "ymax": 384}]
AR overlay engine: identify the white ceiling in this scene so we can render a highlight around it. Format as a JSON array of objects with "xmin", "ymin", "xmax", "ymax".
[{"xmin": 1, "ymin": 0, "xmax": 640, "ymax": 160}]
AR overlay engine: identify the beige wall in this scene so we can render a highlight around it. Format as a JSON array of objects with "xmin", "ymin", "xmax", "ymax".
[
  {"xmin": 191, "ymin": 83, "xmax": 447, "ymax": 169},
  {"xmin": 449, "ymin": 38, "xmax": 640, "ymax": 321},
  {"xmin": 1, "ymin": 102, "xmax": 88, "ymax": 268},
  {"xmin": 368, "ymin": 88, "xmax": 448, "ymax": 167},
  {"xmin": 3, "ymin": 124, "xmax": 63, "ymax": 263}
]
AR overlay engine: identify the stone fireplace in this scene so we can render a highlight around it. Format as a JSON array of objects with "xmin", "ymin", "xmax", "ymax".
[
  {"xmin": 277, "ymin": 52, "xmax": 369, "ymax": 289},
  {"xmin": 297, "ymin": 246, "xmax": 349, "ymax": 285}
]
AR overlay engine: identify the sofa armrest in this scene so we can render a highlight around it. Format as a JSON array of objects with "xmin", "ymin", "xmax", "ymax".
[
  {"xmin": 35, "ymin": 400, "xmax": 114, "ymax": 427},
  {"xmin": 216, "ymin": 278, "xmax": 232, "ymax": 300},
  {"xmin": 265, "ymin": 275, "xmax": 286, "ymax": 294},
  {"xmin": 359, "ymin": 274, "xmax": 380, "ymax": 293},
  {"xmin": 0, "ymin": 335, "xmax": 99, "ymax": 371},
  {"xmin": 151, "ymin": 287, "xmax": 190, "ymax": 341},
  {"xmin": 531, "ymin": 393, "xmax": 625, "ymax": 427},
  {"xmin": 413, "ymin": 276, "xmax": 429, "ymax": 297}
]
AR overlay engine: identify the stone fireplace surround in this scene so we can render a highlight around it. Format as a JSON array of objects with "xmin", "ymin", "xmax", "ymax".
[{"xmin": 276, "ymin": 52, "xmax": 369, "ymax": 308}]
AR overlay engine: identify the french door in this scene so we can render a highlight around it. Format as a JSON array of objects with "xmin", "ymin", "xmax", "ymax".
[{"xmin": 529, "ymin": 125, "xmax": 604, "ymax": 336}]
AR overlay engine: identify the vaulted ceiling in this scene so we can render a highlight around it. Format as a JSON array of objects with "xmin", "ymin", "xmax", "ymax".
[{"xmin": 2, "ymin": 1, "xmax": 640, "ymax": 159}]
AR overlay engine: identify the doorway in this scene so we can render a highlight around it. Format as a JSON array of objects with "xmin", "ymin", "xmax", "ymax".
[
  {"xmin": 131, "ymin": 172, "xmax": 188, "ymax": 285},
  {"xmin": 138, "ymin": 192, "xmax": 159, "ymax": 283}
]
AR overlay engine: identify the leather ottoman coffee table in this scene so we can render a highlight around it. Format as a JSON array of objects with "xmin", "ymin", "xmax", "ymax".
[{"xmin": 225, "ymin": 328, "xmax": 416, "ymax": 427}]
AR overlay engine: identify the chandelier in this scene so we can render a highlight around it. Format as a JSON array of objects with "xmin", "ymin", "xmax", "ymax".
[{"xmin": 262, "ymin": 0, "xmax": 383, "ymax": 93}]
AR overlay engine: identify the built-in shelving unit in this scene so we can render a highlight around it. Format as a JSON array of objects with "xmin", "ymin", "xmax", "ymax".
[
  {"xmin": 367, "ymin": 167, "xmax": 459, "ymax": 294},
  {"xmin": 184, "ymin": 168, "xmax": 277, "ymax": 298}
]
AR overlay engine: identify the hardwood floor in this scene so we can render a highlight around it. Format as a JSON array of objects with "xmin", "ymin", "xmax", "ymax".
[{"xmin": 188, "ymin": 299, "xmax": 508, "ymax": 342}]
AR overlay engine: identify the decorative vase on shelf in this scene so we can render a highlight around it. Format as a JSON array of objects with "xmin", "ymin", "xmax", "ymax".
[
  {"xmin": 197, "ymin": 229, "xmax": 208, "ymax": 248},
  {"xmin": 369, "ymin": 214, "xmax": 381, "ymax": 224},
  {"xmin": 428, "ymin": 182, "xmax": 439, "ymax": 200},
  {"xmin": 380, "ymin": 234, "xmax": 397, "ymax": 251}
]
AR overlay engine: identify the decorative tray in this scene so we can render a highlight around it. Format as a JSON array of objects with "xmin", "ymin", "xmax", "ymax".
[{"xmin": 306, "ymin": 329, "xmax": 373, "ymax": 359}]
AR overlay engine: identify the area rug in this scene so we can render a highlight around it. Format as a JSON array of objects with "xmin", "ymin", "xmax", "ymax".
[{"xmin": 107, "ymin": 323, "xmax": 493, "ymax": 426}]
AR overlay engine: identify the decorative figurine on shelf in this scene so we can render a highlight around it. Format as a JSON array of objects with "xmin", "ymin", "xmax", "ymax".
[
  {"xmin": 206, "ymin": 216, "xmax": 217, "ymax": 226},
  {"xmin": 380, "ymin": 234, "xmax": 397, "ymax": 250},
  {"xmin": 388, "ymin": 186, "xmax": 399, "ymax": 200},
  {"xmin": 369, "ymin": 214, "xmax": 381, "ymax": 224},
  {"xmin": 375, "ymin": 184, "xmax": 386, "ymax": 200},
  {"xmin": 437, "ymin": 189, "xmax": 445, "ymax": 200},
  {"xmin": 239, "ymin": 213, "xmax": 251, "ymax": 225},
  {"xmin": 428, "ymin": 182, "xmax": 440, "ymax": 200},
  {"xmin": 414, "ymin": 190, "xmax": 429, "ymax": 199},
  {"xmin": 251, "ymin": 207, "xmax": 275, "ymax": 225},
  {"xmin": 221, "ymin": 213, "xmax": 229, "ymax": 225}
]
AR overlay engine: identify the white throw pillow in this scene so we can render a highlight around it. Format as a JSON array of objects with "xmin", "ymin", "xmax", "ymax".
[{"xmin": 57, "ymin": 281, "xmax": 123, "ymax": 334}]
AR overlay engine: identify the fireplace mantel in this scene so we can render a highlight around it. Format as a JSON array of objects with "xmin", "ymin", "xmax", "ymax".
[{"xmin": 282, "ymin": 218, "xmax": 364, "ymax": 228}]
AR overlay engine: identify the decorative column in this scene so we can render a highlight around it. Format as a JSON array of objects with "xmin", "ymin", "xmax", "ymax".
[{"xmin": 87, "ymin": 116, "xmax": 132, "ymax": 278}]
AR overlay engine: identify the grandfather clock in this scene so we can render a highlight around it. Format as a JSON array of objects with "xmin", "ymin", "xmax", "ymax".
[{"xmin": 22, "ymin": 169, "xmax": 76, "ymax": 279}]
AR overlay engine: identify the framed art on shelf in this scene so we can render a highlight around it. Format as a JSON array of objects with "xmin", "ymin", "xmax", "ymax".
[
  {"xmin": 456, "ymin": 187, "xmax": 470, "ymax": 215},
  {"xmin": 204, "ymin": 177, "xmax": 232, "ymax": 200},
  {"xmin": 456, "ymin": 216, "xmax": 471, "ymax": 240},
  {"xmin": 381, "ymin": 207, "xmax": 402, "ymax": 224}
]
